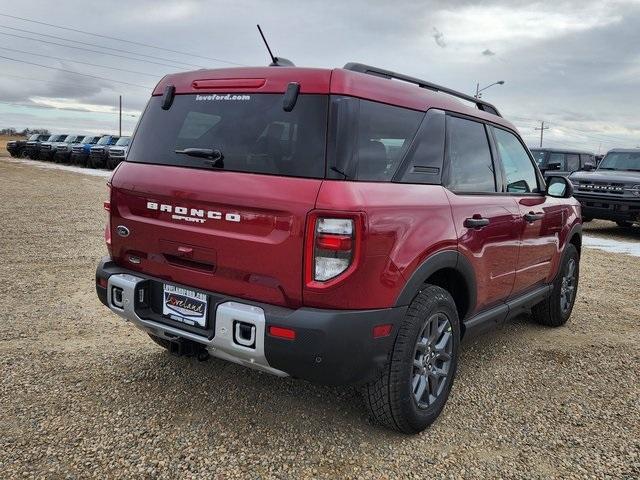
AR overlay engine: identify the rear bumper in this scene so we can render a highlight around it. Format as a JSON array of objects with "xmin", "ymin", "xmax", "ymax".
[
  {"xmin": 95, "ymin": 256, "xmax": 405, "ymax": 385},
  {"xmin": 574, "ymin": 193, "xmax": 640, "ymax": 222}
]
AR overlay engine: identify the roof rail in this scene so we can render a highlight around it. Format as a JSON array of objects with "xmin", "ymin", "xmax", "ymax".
[{"xmin": 343, "ymin": 62, "xmax": 502, "ymax": 117}]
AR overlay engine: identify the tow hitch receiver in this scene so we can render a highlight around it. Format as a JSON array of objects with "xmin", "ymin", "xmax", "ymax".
[{"xmin": 168, "ymin": 338, "xmax": 209, "ymax": 361}]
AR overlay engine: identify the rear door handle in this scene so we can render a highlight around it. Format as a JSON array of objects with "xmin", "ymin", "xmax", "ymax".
[
  {"xmin": 464, "ymin": 217, "xmax": 490, "ymax": 229},
  {"xmin": 524, "ymin": 212, "xmax": 544, "ymax": 223}
]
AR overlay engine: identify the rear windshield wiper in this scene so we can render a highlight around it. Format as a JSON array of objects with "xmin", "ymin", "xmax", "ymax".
[{"xmin": 175, "ymin": 148, "xmax": 224, "ymax": 168}]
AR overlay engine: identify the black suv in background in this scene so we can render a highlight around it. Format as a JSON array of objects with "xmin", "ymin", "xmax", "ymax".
[
  {"xmin": 570, "ymin": 148, "xmax": 640, "ymax": 227},
  {"xmin": 24, "ymin": 134, "xmax": 53, "ymax": 159},
  {"xmin": 530, "ymin": 148, "xmax": 597, "ymax": 178},
  {"xmin": 6, "ymin": 134, "xmax": 44, "ymax": 158}
]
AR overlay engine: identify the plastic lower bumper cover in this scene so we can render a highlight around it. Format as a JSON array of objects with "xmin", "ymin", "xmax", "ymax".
[{"xmin": 95, "ymin": 256, "xmax": 406, "ymax": 385}]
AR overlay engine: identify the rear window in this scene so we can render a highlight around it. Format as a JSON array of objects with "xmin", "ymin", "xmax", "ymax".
[{"xmin": 127, "ymin": 94, "xmax": 328, "ymax": 178}]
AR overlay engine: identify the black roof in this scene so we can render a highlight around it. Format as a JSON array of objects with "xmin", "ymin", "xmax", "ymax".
[{"xmin": 528, "ymin": 147, "xmax": 595, "ymax": 155}]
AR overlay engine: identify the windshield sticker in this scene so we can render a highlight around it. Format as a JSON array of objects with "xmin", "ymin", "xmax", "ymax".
[{"xmin": 195, "ymin": 94, "xmax": 251, "ymax": 101}]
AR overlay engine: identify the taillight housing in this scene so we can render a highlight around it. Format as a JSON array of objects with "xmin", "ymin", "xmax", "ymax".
[
  {"xmin": 305, "ymin": 212, "xmax": 363, "ymax": 288},
  {"xmin": 104, "ymin": 183, "xmax": 112, "ymax": 255}
]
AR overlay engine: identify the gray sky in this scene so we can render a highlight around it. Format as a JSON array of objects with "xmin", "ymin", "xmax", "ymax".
[{"xmin": 0, "ymin": 0, "xmax": 639, "ymax": 152}]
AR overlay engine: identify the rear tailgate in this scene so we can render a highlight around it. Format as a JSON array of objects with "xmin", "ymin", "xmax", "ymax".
[{"xmin": 110, "ymin": 162, "xmax": 321, "ymax": 308}]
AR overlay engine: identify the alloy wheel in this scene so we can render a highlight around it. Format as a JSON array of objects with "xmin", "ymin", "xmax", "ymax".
[{"xmin": 412, "ymin": 313, "xmax": 453, "ymax": 408}]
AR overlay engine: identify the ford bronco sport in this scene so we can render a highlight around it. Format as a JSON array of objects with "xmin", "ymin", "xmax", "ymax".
[{"xmin": 95, "ymin": 63, "xmax": 582, "ymax": 434}]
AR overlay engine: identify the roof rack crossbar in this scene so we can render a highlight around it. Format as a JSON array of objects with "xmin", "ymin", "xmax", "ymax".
[{"xmin": 343, "ymin": 62, "xmax": 502, "ymax": 117}]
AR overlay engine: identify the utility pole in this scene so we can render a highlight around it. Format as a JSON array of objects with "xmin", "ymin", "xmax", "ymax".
[
  {"xmin": 535, "ymin": 121, "xmax": 549, "ymax": 147},
  {"xmin": 118, "ymin": 95, "xmax": 122, "ymax": 137}
]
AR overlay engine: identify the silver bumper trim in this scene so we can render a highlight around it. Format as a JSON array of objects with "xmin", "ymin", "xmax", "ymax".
[{"xmin": 106, "ymin": 273, "xmax": 288, "ymax": 377}]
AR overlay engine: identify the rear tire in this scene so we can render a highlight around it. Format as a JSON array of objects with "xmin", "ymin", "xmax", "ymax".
[
  {"xmin": 362, "ymin": 285, "xmax": 460, "ymax": 434},
  {"xmin": 148, "ymin": 333, "xmax": 171, "ymax": 350},
  {"xmin": 532, "ymin": 243, "xmax": 579, "ymax": 327}
]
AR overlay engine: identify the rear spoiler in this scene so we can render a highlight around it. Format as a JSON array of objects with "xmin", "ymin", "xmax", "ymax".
[{"xmin": 343, "ymin": 62, "xmax": 502, "ymax": 117}]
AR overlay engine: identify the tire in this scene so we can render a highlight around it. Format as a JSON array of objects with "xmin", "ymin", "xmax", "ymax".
[
  {"xmin": 582, "ymin": 216, "xmax": 592, "ymax": 223},
  {"xmin": 148, "ymin": 333, "xmax": 171, "ymax": 350},
  {"xmin": 20, "ymin": 150, "xmax": 29, "ymax": 159},
  {"xmin": 362, "ymin": 285, "xmax": 460, "ymax": 434},
  {"xmin": 532, "ymin": 243, "xmax": 579, "ymax": 327},
  {"xmin": 616, "ymin": 221, "xmax": 634, "ymax": 228}
]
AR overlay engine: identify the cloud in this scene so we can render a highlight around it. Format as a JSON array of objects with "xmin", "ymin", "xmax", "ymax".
[
  {"xmin": 432, "ymin": 27, "xmax": 447, "ymax": 48},
  {"xmin": 481, "ymin": 49, "xmax": 496, "ymax": 56}
]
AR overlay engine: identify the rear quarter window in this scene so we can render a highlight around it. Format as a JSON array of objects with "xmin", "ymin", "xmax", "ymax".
[{"xmin": 327, "ymin": 97, "xmax": 423, "ymax": 181}]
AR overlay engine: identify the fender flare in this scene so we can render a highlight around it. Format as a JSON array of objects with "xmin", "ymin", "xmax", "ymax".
[
  {"xmin": 394, "ymin": 250, "xmax": 477, "ymax": 313},
  {"xmin": 566, "ymin": 223, "xmax": 582, "ymax": 252}
]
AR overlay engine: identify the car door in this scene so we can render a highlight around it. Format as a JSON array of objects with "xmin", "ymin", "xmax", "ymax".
[
  {"xmin": 443, "ymin": 115, "xmax": 520, "ymax": 313},
  {"xmin": 491, "ymin": 126, "xmax": 564, "ymax": 295}
]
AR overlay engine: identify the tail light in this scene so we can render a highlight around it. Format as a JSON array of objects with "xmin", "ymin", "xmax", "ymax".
[
  {"xmin": 305, "ymin": 213, "xmax": 362, "ymax": 287},
  {"xmin": 104, "ymin": 183, "xmax": 112, "ymax": 255}
]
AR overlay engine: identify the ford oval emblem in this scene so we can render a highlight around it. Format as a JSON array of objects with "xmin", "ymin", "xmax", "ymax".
[{"xmin": 116, "ymin": 225, "xmax": 130, "ymax": 237}]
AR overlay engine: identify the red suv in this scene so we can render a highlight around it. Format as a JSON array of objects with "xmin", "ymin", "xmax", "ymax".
[{"xmin": 96, "ymin": 63, "xmax": 582, "ymax": 434}]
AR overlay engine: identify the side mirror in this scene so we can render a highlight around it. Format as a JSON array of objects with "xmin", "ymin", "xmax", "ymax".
[
  {"xmin": 547, "ymin": 162, "xmax": 562, "ymax": 171},
  {"xmin": 582, "ymin": 163, "xmax": 595, "ymax": 171},
  {"xmin": 546, "ymin": 176, "xmax": 573, "ymax": 198}
]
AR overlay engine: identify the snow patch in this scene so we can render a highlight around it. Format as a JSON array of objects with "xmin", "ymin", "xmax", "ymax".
[
  {"xmin": 4, "ymin": 158, "xmax": 112, "ymax": 178},
  {"xmin": 583, "ymin": 235, "xmax": 640, "ymax": 257}
]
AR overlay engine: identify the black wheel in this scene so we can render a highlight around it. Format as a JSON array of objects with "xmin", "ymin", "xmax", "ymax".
[
  {"xmin": 20, "ymin": 150, "xmax": 29, "ymax": 159},
  {"xmin": 362, "ymin": 285, "xmax": 460, "ymax": 434},
  {"xmin": 148, "ymin": 333, "xmax": 171, "ymax": 350},
  {"xmin": 616, "ymin": 220, "xmax": 634, "ymax": 228},
  {"xmin": 532, "ymin": 243, "xmax": 579, "ymax": 327}
]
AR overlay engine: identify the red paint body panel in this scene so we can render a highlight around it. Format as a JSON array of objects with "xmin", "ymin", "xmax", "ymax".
[
  {"xmin": 109, "ymin": 162, "xmax": 322, "ymax": 308},
  {"xmin": 444, "ymin": 191, "xmax": 521, "ymax": 313},
  {"xmin": 309, "ymin": 182, "xmax": 457, "ymax": 309}
]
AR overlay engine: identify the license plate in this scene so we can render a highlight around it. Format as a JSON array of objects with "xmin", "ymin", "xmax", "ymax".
[{"xmin": 162, "ymin": 284, "xmax": 208, "ymax": 327}]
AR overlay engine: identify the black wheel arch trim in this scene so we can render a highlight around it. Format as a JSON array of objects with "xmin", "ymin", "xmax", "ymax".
[{"xmin": 394, "ymin": 250, "xmax": 477, "ymax": 315}]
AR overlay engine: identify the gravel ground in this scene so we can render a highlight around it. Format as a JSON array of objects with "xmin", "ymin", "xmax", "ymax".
[{"xmin": 0, "ymin": 157, "xmax": 639, "ymax": 479}]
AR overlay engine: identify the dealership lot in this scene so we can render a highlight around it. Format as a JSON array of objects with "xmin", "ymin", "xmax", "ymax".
[{"xmin": 0, "ymin": 158, "xmax": 638, "ymax": 479}]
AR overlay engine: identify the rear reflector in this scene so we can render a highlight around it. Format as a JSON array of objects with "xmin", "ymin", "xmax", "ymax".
[
  {"xmin": 372, "ymin": 324, "xmax": 393, "ymax": 338},
  {"xmin": 97, "ymin": 277, "xmax": 108, "ymax": 288},
  {"xmin": 268, "ymin": 326, "xmax": 296, "ymax": 340},
  {"xmin": 103, "ymin": 201, "xmax": 110, "ymax": 211}
]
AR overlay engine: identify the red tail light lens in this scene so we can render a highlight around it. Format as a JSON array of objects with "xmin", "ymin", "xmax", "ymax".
[{"xmin": 306, "ymin": 216, "xmax": 357, "ymax": 283}]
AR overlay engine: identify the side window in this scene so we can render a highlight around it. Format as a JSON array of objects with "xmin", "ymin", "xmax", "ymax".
[
  {"xmin": 566, "ymin": 154, "xmax": 579, "ymax": 171},
  {"xmin": 493, "ymin": 128, "xmax": 540, "ymax": 193},
  {"xmin": 355, "ymin": 100, "xmax": 423, "ymax": 181},
  {"xmin": 446, "ymin": 116, "xmax": 496, "ymax": 193},
  {"xmin": 396, "ymin": 109, "xmax": 445, "ymax": 185},
  {"xmin": 548, "ymin": 153, "xmax": 565, "ymax": 170},
  {"xmin": 580, "ymin": 154, "xmax": 595, "ymax": 168}
]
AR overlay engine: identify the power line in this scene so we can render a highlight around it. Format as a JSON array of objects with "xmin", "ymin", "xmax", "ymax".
[
  {"xmin": 0, "ymin": 72, "xmax": 78, "ymax": 88},
  {"xmin": 0, "ymin": 31, "xmax": 183, "ymax": 70},
  {"xmin": 1, "ymin": 46, "xmax": 160, "ymax": 78},
  {"xmin": 0, "ymin": 12, "xmax": 245, "ymax": 67},
  {"xmin": 0, "ymin": 24, "xmax": 207, "ymax": 69},
  {"xmin": 0, "ymin": 54, "xmax": 152, "ymax": 89}
]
